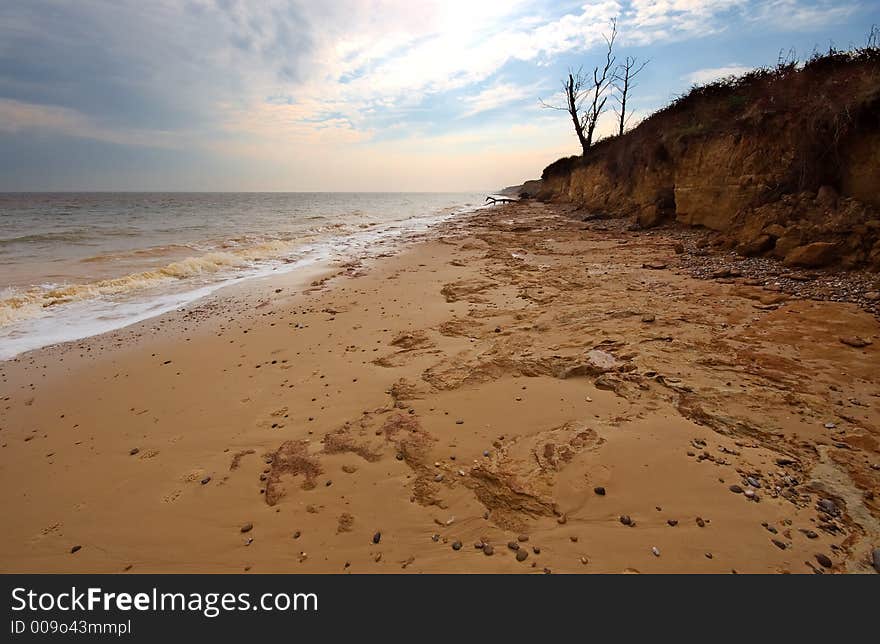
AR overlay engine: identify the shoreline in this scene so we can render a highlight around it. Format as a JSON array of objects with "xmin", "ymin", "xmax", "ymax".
[{"xmin": 1, "ymin": 201, "xmax": 877, "ymax": 573}]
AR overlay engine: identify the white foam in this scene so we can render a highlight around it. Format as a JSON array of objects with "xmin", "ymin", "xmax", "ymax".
[{"xmin": 0, "ymin": 200, "xmax": 477, "ymax": 361}]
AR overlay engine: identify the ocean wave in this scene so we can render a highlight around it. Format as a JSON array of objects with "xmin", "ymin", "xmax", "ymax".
[{"xmin": 0, "ymin": 237, "xmax": 310, "ymax": 328}]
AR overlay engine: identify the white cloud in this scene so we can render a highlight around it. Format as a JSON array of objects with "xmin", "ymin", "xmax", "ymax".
[
  {"xmin": 683, "ymin": 64, "xmax": 752, "ymax": 84},
  {"xmin": 749, "ymin": 0, "xmax": 859, "ymax": 31},
  {"xmin": 460, "ymin": 82, "xmax": 543, "ymax": 117}
]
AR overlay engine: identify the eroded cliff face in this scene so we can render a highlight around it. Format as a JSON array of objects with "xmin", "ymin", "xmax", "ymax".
[{"xmin": 539, "ymin": 54, "xmax": 880, "ymax": 270}]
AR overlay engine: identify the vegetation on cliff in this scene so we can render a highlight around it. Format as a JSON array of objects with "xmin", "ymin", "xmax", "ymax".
[{"xmin": 540, "ymin": 40, "xmax": 880, "ymax": 270}]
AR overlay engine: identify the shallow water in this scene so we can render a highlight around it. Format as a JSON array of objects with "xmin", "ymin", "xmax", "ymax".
[{"xmin": 0, "ymin": 192, "xmax": 483, "ymax": 359}]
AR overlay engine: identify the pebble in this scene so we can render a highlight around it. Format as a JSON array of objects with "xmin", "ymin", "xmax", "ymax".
[
  {"xmin": 771, "ymin": 539, "xmax": 787, "ymax": 550},
  {"xmin": 801, "ymin": 529, "xmax": 818, "ymax": 539},
  {"xmin": 483, "ymin": 544, "xmax": 494, "ymax": 556},
  {"xmin": 872, "ymin": 548, "xmax": 880, "ymax": 574},
  {"xmin": 517, "ymin": 534, "xmax": 529, "ymax": 542},
  {"xmin": 129, "ymin": 448, "xmax": 139, "ymax": 456},
  {"xmin": 818, "ymin": 499, "xmax": 839, "ymax": 516},
  {"xmin": 729, "ymin": 484, "xmax": 743, "ymax": 494},
  {"xmin": 451, "ymin": 541, "xmax": 462, "ymax": 551},
  {"xmin": 593, "ymin": 486, "xmax": 606, "ymax": 496},
  {"xmin": 696, "ymin": 517, "xmax": 705, "ymax": 527},
  {"xmin": 667, "ymin": 519, "xmax": 678, "ymax": 527},
  {"xmin": 619, "ymin": 515, "xmax": 632, "ymax": 526},
  {"xmin": 516, "ymin": 550, "xmax": 528, "ymax": 562},
  {"xmin": 200, "ymin": 476, "xmax": 211, "ymax": 485},
  {"xmin": 372, "ymin": 531, "xmax": 382, "ymax": 544},
  {"xmin": 70, "ymin": 545, "xmax": 82, "ymax": 554},
  {"xmin": 815, "ymin": 553, "xmax": 833, "ymax": 568},
  {"xmin": 507, "ymin": 541, "xmax": 520, "ymax": 551},
  {"xmin": 651, "ymin": 546, "xmax": 660, "ymax": 557},
  {"xmin": 705, "ymin": 552, "xmax": 713, "ymax": 559},
  {"xmin": 747, "ymin": 477, "xmax": 761, "ymax": 488},
  {"xmin": 240, "ymin": 523, "xmax": 253, "ymax": 533}
]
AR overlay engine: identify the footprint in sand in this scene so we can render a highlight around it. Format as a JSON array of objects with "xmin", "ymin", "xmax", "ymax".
[{"xmin": 162, "ymin": 489, "xmax": 182, "ymax": 504}]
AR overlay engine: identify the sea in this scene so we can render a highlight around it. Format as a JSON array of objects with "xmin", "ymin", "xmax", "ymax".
[{"xmin": 0, "ymin": 192, "xmax": 485, "ymax": 360}]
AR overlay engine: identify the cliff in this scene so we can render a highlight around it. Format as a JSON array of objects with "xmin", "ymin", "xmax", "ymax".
[{"xmin": 539, "ymin": 48, "xmax": 880, "ymax": 270}]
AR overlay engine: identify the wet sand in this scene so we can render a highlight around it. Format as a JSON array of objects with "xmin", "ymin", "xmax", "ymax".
[{"xmin": 1, "ymin": 201, "xmax": 878, "ymax": 574}]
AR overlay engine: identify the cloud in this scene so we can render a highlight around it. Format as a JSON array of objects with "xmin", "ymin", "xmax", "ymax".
[
  {"xmin": 749, "ymin": 0, "xmax": 860, "ymax": 31},
  {"xmin": 460, "ymin": 82, "xmax": 543, "ymax": 117},
  {"xmin": 0, "ymin": 98, "xmax": 181, "ymax": 148},
  {"xmin": 683, "ymin": 64, "xmax": 752, "ymax": 84}
]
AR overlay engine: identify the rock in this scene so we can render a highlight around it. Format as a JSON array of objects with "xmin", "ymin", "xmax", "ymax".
[
  {"xmin": 483, "ymin": 544, "xmax": 494, "ymax": 556},
  {"xmin": 729, "ymin": 484, "xmax": 744, "ymax": 494},
  {"xmin": 764, "ymin": 224, "xmax": 786, "ymax": 238},
  {"xmin": 839, "ymin": 336, "xmax": 872, "ymax": 348},
  {"xmin": 129, "ymin": 448, "xmax": 139, "ymax": 456},
  {"xmin": 451, "ymin": 540, "xmax": 462, "ymax": 551},
  {"xmin": 673, "ymin": 242, "xmax": 685, "ymax": 255},
  {"xmin": 507, "ymin": 541, "xmax": 520, "ymax": 551},
  {"xmin": 736, "ymin": 234, "xmax": 776, "ymax": 257},
  {"xmin": 651, "ymin": 546, "xmax": 660, "ymax": 557},
  {"xmin": 800, "ymin": 529, "xmax": 818, "ymax": 539},
  {"xmin": 200, "ymin": 476, "xmax": 211, "ymax": 485},
  {"xmin": 517, "ymin": 534, "xmax": 529, "ymax": 542},
  {"xmin": 816, "ymin": 184, "xmax": 839, "ymax": 208},
  {"xmin": 516, "ymin": 549, "xmax": 528, "ymax": 562},
  {"xmin": 772, "ymin": 539, "xmax": 787, "ymax": 550},
  {"xmin": 593, "ymin": 486, "xmax": 606, "ymax": 496},
  {"xmin": 696, "ymin": 517, "xmax": 705, "ymax": 528},
  {"xmin": 637, "ymin": 204, "xmax": 663, "ymax": 228},
  {"xmin": 783, "ymin": 242, "xmax": 838, "ymax": 268},
  {"xmin": 240, "ymin": 523, "xmax": 253, "ymax": 533},
  {"xmin": 747, "ymin": 477, "xmax": 761, "ymax": 488},
  {"xmin": 642, "ymin": 262, "xmax": 667, "ymax": 270},
  {"xmin": 872, "ymin": 548, "xmax": 880, "ymax": 573},
  {"xmin": 640, "ymin": 314, "xmax": 656, "ymax": 323},
  {"xmin": 815, "ymin": 553, "xmax": 833, "ymax": 568},
  {"xmin": 70, "ymin": 545, "xmax": 82, "ymax": 554},
  {"xmin": 619, "ymin": 515, "xmax": 632, "ymax": 526},
  {"xmin": 865, "ymin": 291, "xmax": 880, "ymax": 302},
  {"xmin": 817, "ymin": 499, "xmax": 840, "ymax": 516},
  {"xmin": 775, "ymin": 457, "xmax": 796, "ymax": 466},
  {"xmin": 372, "ymin": 531, "xmax": 382, "ymax": 544},
  {"xmin": 667, "ymin": 519, "xmax": 678, "ymax": 527}
]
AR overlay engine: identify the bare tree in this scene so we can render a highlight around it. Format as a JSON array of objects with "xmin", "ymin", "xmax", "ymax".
[
  {"xmin": 540, "ymin": 19, "xmax": 617, "ymax": 155},
  {"xmin": 611, "ymin": 55, "xmax": 649, "ymax": 136}
]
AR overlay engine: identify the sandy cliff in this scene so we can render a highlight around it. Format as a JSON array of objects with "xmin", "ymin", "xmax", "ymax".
[{"xmin": 539, "ymin": 50, "xmax": 880, "ymax": 270}]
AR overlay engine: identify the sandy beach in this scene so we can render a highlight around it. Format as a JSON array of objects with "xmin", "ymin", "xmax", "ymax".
[{"xmin": 1, "ymin": 201, "xmax": 878, "ymax": 574}]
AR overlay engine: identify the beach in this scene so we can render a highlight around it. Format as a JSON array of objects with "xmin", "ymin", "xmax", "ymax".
[{"xmin": 1, "ymin": 200, "xmax": 878, "ymax": 574}]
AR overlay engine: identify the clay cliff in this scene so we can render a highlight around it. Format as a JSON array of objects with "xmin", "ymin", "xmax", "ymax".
[{"xmin": 538, "ymin": 49, "xmax": 880, "ymax": 270}]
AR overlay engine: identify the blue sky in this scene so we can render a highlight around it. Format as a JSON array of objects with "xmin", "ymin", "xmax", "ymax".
[{"xmin": 1, "ymin": 0, "xmax": 877, "ymax": 191}]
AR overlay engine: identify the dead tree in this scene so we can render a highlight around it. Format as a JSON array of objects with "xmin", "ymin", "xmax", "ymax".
[
  {"xmin": 611, "ymin": 55, "xmax": 649, "ymax": 136},
  {"xmin": 540, "ymin": 20, "xmax": 617, "ymax": 155}
]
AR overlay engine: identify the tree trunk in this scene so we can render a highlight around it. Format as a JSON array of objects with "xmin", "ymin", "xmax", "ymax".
[{"xmin": 567, "ymin": 74, "xmax": 589, "ymax": 155}]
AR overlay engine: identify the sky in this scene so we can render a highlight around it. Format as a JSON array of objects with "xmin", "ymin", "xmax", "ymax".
[{"xmin": 1, "ymin": 0, "xmax": 877, "ymax": 192}]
